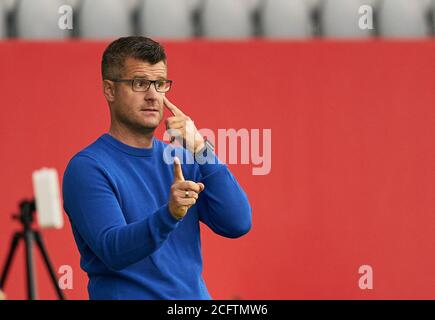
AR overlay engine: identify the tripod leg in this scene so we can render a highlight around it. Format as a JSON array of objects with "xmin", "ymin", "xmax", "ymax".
[
  {"xmin": 33, "ymin": 232, "xmax": 65, "ymax": 300},
  {"xmin": 0, "ymin": 232, "xmax": 22, "ymax": 289},
  {"xmin": 24, "ymin": 229, "xmax": 37, "ymax": 300}
]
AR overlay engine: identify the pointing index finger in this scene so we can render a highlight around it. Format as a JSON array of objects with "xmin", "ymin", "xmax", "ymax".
[
  {"xmin": 173, "ymin": 156, "xmax": 185, "ymax": 182},
  {"xmin": 163, "ymin": 96, "xmax": 185, "ymax": 117}
]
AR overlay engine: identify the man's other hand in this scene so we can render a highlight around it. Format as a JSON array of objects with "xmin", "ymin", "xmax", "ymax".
[{"xmin": 168, "ymin": 157, "xmax": 205, "ymax": 220}]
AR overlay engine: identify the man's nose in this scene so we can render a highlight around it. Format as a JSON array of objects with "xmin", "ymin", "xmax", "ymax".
[{"xmin": 145, "ymin": 83, "xmax": 160, "ymax": 100}]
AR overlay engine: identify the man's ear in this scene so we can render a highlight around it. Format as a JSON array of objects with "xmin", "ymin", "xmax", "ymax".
[{"xmin": 103, "ymin": 80, "xmax": 116, "ymax": 102}]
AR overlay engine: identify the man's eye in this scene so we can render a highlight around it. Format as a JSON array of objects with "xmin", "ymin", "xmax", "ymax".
[
  {"xmin": 156, "ymin": 81, "xmax": 165, "ymax": 88},
  {"xmin": 135, "ymin": 80, "xmax": 148, "ymax": 87}
]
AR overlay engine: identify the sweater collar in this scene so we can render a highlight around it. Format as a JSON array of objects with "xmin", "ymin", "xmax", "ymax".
[{"xmin": 100, "ymin": 133, "xmax": 156, "ymax": 157}]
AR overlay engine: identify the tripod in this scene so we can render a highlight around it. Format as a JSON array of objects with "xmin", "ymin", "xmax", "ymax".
[{"xmin": 0, "ymin": 199, "xmax": 65, "ymax": 300}]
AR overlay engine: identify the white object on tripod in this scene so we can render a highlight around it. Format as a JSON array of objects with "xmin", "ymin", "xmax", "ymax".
[{"xmin": 32, "ymin": 168, "xmax": 64, "ymax": 229}]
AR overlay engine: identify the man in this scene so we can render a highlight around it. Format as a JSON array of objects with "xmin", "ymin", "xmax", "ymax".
[{"xmin": 62, "ymin": 36, "xmax": 252, "ymax": 300}]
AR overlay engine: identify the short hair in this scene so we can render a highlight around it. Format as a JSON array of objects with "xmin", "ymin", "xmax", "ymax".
[{"xmin": 101, "ymin": 36, "xmax": 167, "ymax": 80}]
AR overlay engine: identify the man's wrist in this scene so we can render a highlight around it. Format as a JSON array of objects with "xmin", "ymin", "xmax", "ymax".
[
  {"xmin": 195, "ymin": 140, "xmax": 214, "ymax": 155},
  {"xmin": 194, "ymin": 140, "xmax": 216, "ymax": 165},
  {"xmin": 194, "ymin": 141, "xmax": 206, "ymax": 154}
]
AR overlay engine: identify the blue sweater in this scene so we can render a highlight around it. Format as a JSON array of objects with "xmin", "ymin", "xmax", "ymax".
[{"xmin": 62, "ymin": 133, "xmax": 252, "ymax": 299}]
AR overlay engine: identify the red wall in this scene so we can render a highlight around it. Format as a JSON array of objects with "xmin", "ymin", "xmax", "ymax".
[{"xmin": 1, "ymin": 40, "xmax": 435, "ymax": 299}]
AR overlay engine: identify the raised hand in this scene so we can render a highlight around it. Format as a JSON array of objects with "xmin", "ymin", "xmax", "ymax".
[{"xmin": 168, "ymin": 157, "xmax": 205, "ymax": 220}]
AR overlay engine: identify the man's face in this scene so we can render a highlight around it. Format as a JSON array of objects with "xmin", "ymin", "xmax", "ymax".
[{"xmin": 106, "ymin": 57, "xmax": 168, "ymax": 133}]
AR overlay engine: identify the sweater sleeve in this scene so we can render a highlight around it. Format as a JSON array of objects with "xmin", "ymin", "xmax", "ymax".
[
  {"xmin": 195, "ymin": 153, "xmax": 252, "ymax": 238},
  {"xmin": 62, "ymin": 154, "xmax": 181, "ymax": 271}
]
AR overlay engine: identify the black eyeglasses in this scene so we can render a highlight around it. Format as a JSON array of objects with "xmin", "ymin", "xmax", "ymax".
[{"xmin": 107, "ymin": 78, "xmax": 173, "ymax": 93}]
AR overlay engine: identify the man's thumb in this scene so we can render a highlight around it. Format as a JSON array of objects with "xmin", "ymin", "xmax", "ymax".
[{"xmin": 197, "ymin": 182, "xmax": 205, "ymax": 193}]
